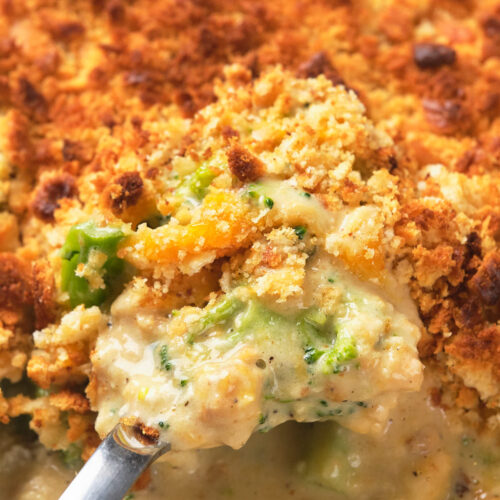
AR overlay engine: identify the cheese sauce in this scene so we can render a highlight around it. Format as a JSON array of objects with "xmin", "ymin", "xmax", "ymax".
[
  {"xmin": 2, "ymin": 374, "xmax": 498, "ymax": 499},
  {"xmin": 91, "ymin": 249, "xmax": 423, "ymax": 450}
]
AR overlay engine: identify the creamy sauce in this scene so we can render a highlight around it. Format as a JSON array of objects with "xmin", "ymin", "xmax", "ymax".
[
  {"xmin": 2, "ymin": 374, "xmax": 498, "ymax": 499},
  {"xmin": 91, "ymin": 249, "xmax": 422, "ymax": 450},
  {"xmin": 143, "ymin": 376, "xmax": 458, "ymax": 500},
  {"xmin": 0, "ymin": 428, "xmax": 73, "ymax": 500},
  {"xmin": 144, "ymin": 379, "xmax": 500, "ymax": 500}
]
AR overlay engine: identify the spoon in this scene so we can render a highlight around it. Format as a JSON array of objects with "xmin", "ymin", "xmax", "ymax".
[{"xmin": 59, "ymin": 424, "xmax": 170, "ymax": 500}]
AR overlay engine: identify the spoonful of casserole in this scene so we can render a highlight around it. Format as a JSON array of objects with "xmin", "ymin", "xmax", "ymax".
[{"xmin": 49, "ymin": 66, "xmax": 423, "ymax": 498}]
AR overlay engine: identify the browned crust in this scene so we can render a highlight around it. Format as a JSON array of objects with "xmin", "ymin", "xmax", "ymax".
[
  {"xmin": 407, "ymin": 206, "xmax": 500, "ymax": 394},
  {"xmin": 296, "ymin": 51, "xmax": 345, "ymax": 87},
  {"xmin": 49, "ymin": 390, "xmax": 90, "ymax": 414},
  {"xmin": 5, "ymin": 110, "xmax": 35, "ymax": 171},
  {"xmin": 27, "ymin": 344, "xmax": 89, "ymax": 389},
  {"xmin": 12, "ymin": 77, "xmax": 48, "ymax": 122},
  {"xmin": 47, "ymin": 20, "xmax": 85, "ymax": 42},
  {"xmin": 221, "ymin": 125, "xmax": 240, "ymax": 142},
  {"xmin": 227, "ymin": 145, "xmax": 264, "ymax": 182},
  {"xmin": 446, "ymin": 325, "xmax": 500, "ymax": 382},
  {"xmin": 105, "ymin": 171, "xmax": 144, "ymax": 214},
  {"xmin": 480, "ymin": 7, "xmax": 500, "ymax": 60},
  {"xmin": 0, "ymin": 253, "xmax": 34, "ymax": 342},
  {"xmin": 412, "ymin": 43, "xmax": 456, "ymax": 70},
  {"xmin": 62, "ymin": 139, "xmax": 93, "ymax": 164},
  {"xmin": 31, "ymin": 173, "xmax": 78, "ymax": 222},
  {"xmin": 32, "ymin": 260, "xmax": 57, "ymax": 330},
  {"xmin": 469, "ymin": 251, "xmax": 500, "ymax": 307},
  {"xmin": 0, "ymin": 253, "xmax": 32, "ymax": 313}
]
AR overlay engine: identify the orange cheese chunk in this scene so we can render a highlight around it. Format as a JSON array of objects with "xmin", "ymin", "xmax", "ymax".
[{"xmin": 122, "ymin": 191, "xmax": 258, "ymax": 270}]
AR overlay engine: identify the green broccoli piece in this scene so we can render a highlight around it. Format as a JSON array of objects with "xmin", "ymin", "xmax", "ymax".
[
  {"xmin": 246, "ymin": 184, "xmax": 274, "ymax": 210},
  {"xmin": 299, "ymin": 308, "xmax": 327, "ymax": 333},
  {"xmin": 189, "ymin": 295, "xmax": 243, "ymax": 341},
  {"xmin": 60, "ymin": 221, "xmax": 125, "ymax": 308},
  {"xmin": 176, "ymin": 163, "xmax": 216, "ymax": 201},
  {"xmin": 322, "ymin": 325, "xmax": 357, "ymax": 373},
  {"xmin": 304, "ymin": 346, "xmax": 324, "ymax": 365},
  {"xmin": 294, "ymin": 225, "xmax": 307, "ymax": 240},
  {"xmin": 60, "ymin": 443, "xmax": 84, "ymax": 469}
]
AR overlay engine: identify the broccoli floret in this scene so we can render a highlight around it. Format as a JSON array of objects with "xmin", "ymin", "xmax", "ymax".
[
  {"xmin": 60, "ymin": 221, "xmax": 125, "ymax": 308},
  {"xmin": 176, "ymin": 163, "xmax": 216, "ymax": 201}
]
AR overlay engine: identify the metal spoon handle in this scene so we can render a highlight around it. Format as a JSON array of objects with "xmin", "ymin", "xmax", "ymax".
[{"xmin": 59, "ymin": 425, "xmax": 169, "ymax": 500}]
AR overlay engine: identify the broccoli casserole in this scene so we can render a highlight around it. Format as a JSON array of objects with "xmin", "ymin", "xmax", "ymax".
[{"xmin": 0, "ymin": 0, "xmax": 499, "ymax": 499}]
